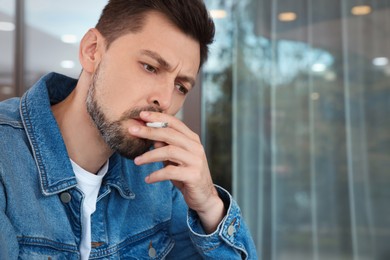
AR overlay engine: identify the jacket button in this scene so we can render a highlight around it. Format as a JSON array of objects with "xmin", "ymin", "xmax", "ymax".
[
  {"xmin": 60, "ymin": 192, "xmax": 71, "ymax": 203},
  {"xmin": 148, "ymin": 247, "xmax": 156, "ymax": 258},
  {"xmin": 228, "ymin": 224, "xmax": 235, "ymax": 236}
]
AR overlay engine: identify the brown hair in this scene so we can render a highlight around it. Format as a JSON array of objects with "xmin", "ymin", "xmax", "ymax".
[{"xmin": 95, "ymin": 0, "xmax": 215, "ymax": 67}]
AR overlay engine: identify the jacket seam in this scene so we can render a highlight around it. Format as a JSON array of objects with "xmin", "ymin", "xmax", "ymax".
[
  {"xmin": 17, "ymin": 236, "xmax": 78, "ymax": 253},
  {"xmin": 0, "ymin": 119, "xmax": 24, "ymax": 128},
  {"xmin": 19, "ymin": 93, "xmax": 50, "ymax": 195},
  {"xmin": 89, "ymin": 220, "xmax": 172, "ymax": 258}
]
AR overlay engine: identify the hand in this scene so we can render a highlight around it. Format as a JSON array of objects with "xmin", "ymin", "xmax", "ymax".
[{"xmin": 129, "ymin": 111, "xmax": 226, "ymax": 233}]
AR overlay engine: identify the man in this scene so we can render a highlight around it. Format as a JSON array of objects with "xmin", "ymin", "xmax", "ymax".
[{"xmin": 0, "ymin": 0, "xmax": 258, "ymax": 259}]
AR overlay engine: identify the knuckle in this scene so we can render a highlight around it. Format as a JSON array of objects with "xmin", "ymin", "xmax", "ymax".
[
  {"xmin": 193, "ymin": 144, "xmax": 205, "ymax": 157},
  {"xmin": 191, "ymin": 133, "xmax": 201, "ymax": 142}
]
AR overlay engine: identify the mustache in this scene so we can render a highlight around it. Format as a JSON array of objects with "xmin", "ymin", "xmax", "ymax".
[{"xmin": 119, "ymin": 106, "xmax": 162, "ymax": 121}]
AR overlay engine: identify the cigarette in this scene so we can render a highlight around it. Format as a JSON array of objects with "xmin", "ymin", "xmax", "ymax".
[{"xmin": 146, "ymin": 122, "xmax": 168, "ymax": 128}]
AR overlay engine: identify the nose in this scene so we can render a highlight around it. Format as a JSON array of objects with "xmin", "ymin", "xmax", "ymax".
[{"xmin": 147, "ymin": 83, "xmax": 173, "ymax": 111}]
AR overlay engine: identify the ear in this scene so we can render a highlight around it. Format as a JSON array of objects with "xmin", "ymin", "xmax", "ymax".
[{"xmin": 79, "ymin": 28, "xmax": 105, "ymax": 73}]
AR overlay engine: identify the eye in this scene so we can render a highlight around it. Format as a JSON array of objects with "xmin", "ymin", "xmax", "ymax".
[
  {"xmin": 175, "ymin": 83, "xmax": 189, "ymax": 95},
  {"xmin": 143, "ymin": 63, "xmax": 157, "ymax": 73}
]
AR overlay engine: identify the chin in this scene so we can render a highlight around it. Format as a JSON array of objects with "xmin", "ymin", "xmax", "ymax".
[{"xmin": 114, "ymin": 137, "xmax": 153, "ymax": 160}]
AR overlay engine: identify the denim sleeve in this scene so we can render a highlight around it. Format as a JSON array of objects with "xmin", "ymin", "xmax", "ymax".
[
  {"xmin": 187, "ymin": 185, "xmax": 258, "ymax": 260},
  {"xmin": 0, "ymin": 173, "xmax": 19, "ymax": 260}
]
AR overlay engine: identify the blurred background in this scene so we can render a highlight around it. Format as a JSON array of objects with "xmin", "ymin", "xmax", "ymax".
[{"xmin": 1, "ymin": 0, "xmax": 390, "ymax": 259}]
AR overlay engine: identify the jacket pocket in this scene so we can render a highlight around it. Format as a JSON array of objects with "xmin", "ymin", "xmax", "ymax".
[
  {"xmin": 116, "ymin": 221, "xmax": 174, "ymax": 260},
  {"xmin": 17, "ymin": 236, "xmax": 79, "ymax": 260}
]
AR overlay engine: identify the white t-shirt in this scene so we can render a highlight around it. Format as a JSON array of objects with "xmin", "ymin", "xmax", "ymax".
[{"xmin": 70, "ymin": 159, "xmax": 108, "ymax": 260}]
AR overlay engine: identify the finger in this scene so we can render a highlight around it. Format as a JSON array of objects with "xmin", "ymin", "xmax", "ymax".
[
  {"xmin": 140, "ymin": 111, "xmax": 200, "ymax": 143},
  {"xmin": 129, "ymin": 125, "xmax": 199, "ymax": 153},
  {"xmin": 134, "ymin": 145, "xmax": 195, "ymax": 167},
  {"xmin": 146, "ymin": 164, "xmax": 209, "ymax": 193},
  {"xmin": 145, "ymin": 164, "xmax": 188, "ymax": 184}
]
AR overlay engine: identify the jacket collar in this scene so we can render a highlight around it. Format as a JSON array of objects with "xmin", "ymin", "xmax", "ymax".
[{"xmin": 20, "ymin": 72, "xmax": 133, "ymax": 198}]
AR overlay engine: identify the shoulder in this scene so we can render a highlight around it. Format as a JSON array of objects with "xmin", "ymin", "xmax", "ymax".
[
  {"xmin": 0, "ymin": 97, "xmax": 26, "ymax": 151},
  {"xmin": 0, "ymin": 97, "xmax": 23, "ymax": 129},
  {"xmin": 0, "ymin": 97, "xmax": 30, "ymax": 175}
]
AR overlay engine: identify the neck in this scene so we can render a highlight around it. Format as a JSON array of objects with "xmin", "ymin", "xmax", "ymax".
[{"xmin": 51, "ymin": 73, "xmax": 112, "ymax": 174}]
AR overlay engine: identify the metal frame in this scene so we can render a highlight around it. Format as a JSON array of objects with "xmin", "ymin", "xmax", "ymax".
[{"xmin": 13, "ymin": 0, "xmax": 25, "ymax": 97}]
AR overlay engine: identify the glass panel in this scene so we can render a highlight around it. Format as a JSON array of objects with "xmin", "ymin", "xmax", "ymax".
[
  {"xmin": 205, "ymin": 0, "xmax": 390, "ymax": 259},
  {"xmin": 24, "ymin": 0, "xmax": 107, "ymax": 89},
  {"xmin": 0, "ymin": 0, "xmax": 15, "ymax": 100},
  {"xmin": 203, "ymin": 0, "xmax": 234, "ymax": 192}
]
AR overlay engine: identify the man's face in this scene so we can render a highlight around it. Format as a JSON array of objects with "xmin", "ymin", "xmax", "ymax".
[
  {"xmin": 86, "ymin": 64, "xmax": 159, "ymax": 159},
  {"xmin": 86, "ymin": 11, "xmax": 200, "ymax": 159}
]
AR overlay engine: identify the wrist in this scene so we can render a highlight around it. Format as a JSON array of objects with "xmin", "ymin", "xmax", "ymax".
[{"xmin": 196, "ymin": 193, "xmax": 226, "ymax": 234}]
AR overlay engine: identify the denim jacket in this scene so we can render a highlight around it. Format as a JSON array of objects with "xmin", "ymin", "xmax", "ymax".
[{"xmin": 0, "ymin": 73, "xmax": 258, "ymax": 259}]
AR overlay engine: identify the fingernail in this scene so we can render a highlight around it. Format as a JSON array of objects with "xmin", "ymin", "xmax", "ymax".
[{"xmin": 134, "ymin": 156, "xmax": 141, "ymax": 164}]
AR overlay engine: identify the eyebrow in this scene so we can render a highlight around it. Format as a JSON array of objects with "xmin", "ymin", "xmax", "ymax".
[{"xmin": 140, "ymin": 49, "xmax": 196, "ymax": 88}]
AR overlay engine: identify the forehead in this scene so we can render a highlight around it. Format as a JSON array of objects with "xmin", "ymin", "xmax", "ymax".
[{"xmin": 106, "ymin": 11, "xmax": 201, "ymax": 76}]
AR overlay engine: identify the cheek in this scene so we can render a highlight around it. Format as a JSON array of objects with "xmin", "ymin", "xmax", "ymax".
[{"xmin": 95, "ymin": 80, "xmax": 135, "ymax": 118}]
